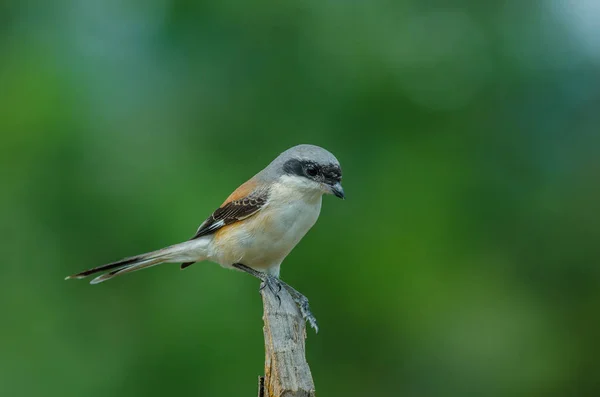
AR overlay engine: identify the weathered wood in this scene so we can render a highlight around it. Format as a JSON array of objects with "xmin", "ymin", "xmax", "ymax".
[{"xmin": 259, "ymin": 286, "xmax": 315, "ymax": 397}]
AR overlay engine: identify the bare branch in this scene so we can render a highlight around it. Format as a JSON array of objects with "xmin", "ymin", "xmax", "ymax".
[{"xmin": 259, "ymin": 286, "xmax": 316, "ymax": 397}]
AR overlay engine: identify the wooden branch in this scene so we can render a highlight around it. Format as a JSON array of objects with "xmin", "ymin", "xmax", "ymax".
[{"xmin": 258, "ymin": 286, "xmax": 316, "ymax": 397}]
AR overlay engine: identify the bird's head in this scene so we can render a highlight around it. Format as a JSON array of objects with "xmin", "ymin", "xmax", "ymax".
[{"xmin": 268, "ymin": 144, "xmax": 345, "ymax": 199}]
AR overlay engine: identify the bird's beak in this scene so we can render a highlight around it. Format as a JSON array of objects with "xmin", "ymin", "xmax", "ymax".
[{"xmin": 330, "ymin": 182, "xmax": 345, "ymax": 199}]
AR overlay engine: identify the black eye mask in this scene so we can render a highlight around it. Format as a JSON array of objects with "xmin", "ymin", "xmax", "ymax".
[{"xmin": 283, "ymin": 159, "xmax": 342, "ymax": 185}]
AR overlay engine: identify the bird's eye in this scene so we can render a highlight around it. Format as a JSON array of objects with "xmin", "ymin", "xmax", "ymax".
[{"xmin": 306, "ymin": 165, "xmax": 319, "ymax": 177}]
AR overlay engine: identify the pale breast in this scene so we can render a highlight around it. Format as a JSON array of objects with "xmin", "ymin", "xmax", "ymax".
[{"xmin": 210, "ymin": 181, "xmax": 322, "ymax": 272}]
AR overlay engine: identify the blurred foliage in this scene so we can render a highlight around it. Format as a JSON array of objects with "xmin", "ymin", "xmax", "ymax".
[{"xmin": 1, "ymin": 0, "xmax": 600, "ymax": 396}]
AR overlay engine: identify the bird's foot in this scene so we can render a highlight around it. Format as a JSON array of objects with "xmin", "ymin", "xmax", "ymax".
[
  {"xmin": 232, "ymin": 263, "xmax": 319, "ymax": 333},
  {"xmin": 232, "ymin": 263, "xmax": 282, "ymax": 304},
  {"xmin": 279, "ymin": 279, "xmax": 319, "ymax": 333},
  {"xmin": 259, "ymin": 275, "xmax": 283, "ymax": 296}
]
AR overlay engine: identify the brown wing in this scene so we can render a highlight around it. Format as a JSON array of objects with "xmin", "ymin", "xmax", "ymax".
[{"xmin": 189, "ymin": 181, "xmax": 269, "ymax": 241}]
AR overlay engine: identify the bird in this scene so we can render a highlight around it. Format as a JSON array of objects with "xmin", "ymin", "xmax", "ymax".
[{"xmin": 66, "ymin": 144, "xmax": 344, "ymax": 331}]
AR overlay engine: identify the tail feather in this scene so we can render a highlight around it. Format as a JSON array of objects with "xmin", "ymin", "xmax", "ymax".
[
  {"xmin": 90, "ymin": 258, "xmax": 165, "ymax": 284},
  {"xmin": 66, "ymin": 240, "xmax": 207, "ymax": 284},
  {"xmin": 65, "ymin": 255, "xmax": 147, "ymax": 280},
  {"xmin": 180, "ymin": 261, "xmax": 195, "ymax": 269}
]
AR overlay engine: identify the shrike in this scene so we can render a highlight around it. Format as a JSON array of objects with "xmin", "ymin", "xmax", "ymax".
[{"xmin": 67, "ymin": 144, "xmax": 344, "ymax": 331}]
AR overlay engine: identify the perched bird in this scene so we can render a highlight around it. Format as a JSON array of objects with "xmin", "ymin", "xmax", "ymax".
[{"xmin": 66, "ymin": 144, "xmax": 344, "ymax": 331}]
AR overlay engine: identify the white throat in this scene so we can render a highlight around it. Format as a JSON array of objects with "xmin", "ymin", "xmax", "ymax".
[{"xmin": 276, "ymin": 174, "xmax": 325, "ymax": 203}]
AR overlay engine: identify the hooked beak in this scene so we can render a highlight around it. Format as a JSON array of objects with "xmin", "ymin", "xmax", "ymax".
[{"xmin": 330, "ymin": 182, "xmax": 345, "ymax": 199}]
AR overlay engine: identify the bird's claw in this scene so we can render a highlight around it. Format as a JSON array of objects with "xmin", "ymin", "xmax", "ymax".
[
  {"xmin": 232, "ymin": 263, "xmax": 318, "ymax": 333},
  {"xmin": 259, "ymin": 275, "xmax": 282, "ymax": 294},
  {"xmin": 279, "ymin": 281, "xmax": 319, "ymax": 333},
  {"xmin": 259, "ymin": 275, "xmax": 282, "ymax": 306},
  {"xmin": 294, "ymin": 292, "xmax": 319, "ymax": 333},
  {"xmin": 261, "ymin": 278, "xmax": 318, "ymax": 332}
]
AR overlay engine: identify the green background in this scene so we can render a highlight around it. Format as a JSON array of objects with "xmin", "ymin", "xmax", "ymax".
[{"xmin": 1, "ymin": 1, "xmax": 599, "ymax": 396}]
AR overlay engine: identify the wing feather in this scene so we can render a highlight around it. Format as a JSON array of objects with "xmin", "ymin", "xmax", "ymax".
[{"xmin": 189, "ymin": 186, "xmax": 268, "ymax": 240}]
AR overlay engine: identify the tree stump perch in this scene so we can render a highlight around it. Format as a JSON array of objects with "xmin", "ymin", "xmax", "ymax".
[{"xmin": 258, "ymin": 285, "xmax": 316, "ymax": 397}]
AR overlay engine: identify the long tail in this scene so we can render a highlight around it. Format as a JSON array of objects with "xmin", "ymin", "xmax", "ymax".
[{"xmin": 65, "ymin": 240, "xmax": 206, "ymax": 284}]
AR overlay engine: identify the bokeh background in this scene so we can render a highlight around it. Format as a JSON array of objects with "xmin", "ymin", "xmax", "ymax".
[{"xmin": 2, "ymin": 1, "xmax": 600, "ymax": 396}]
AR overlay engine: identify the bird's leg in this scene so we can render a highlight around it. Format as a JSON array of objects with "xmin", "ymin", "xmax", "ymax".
[
  {"xmin": 232, "ymin": 263, "xmax": 282, "ymax": 302},
  {"xmin": 232, "ymin": 263, "xmax": 319, "ymax": 333},
  {"xmin": 277, "ymin": 279, "xmax": 319, "ymax": 333}
]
